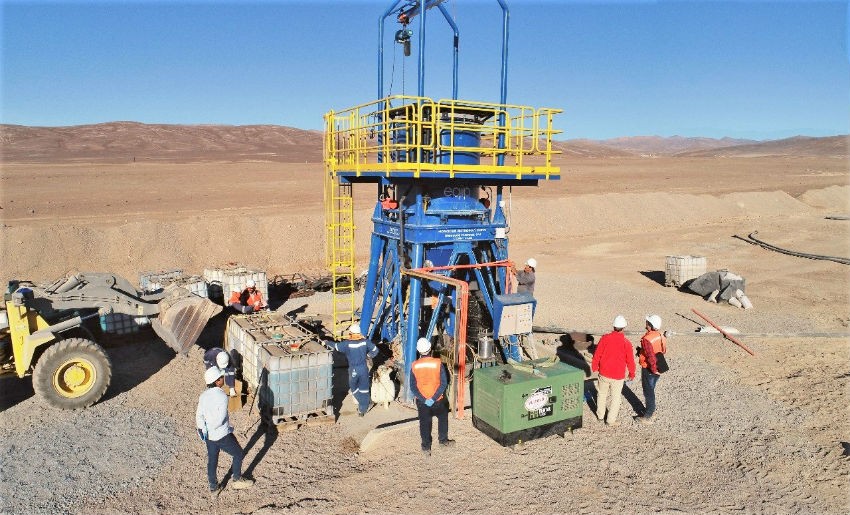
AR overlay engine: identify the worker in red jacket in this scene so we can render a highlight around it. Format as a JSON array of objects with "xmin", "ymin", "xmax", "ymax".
[
  {"xmin": 411, "ymin": 337, "xmax": 455, "ymax": 456},
  {"xmin": 591, "ymin": 315, "xmax": 636, "ymax": 426}
]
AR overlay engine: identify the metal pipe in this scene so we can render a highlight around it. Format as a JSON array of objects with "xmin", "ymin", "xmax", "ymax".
[
  {"xmin": 496, "ymin": 0, "xmax": 510, "ymax": 167},
  {"xmin": 436, "ymin": 3, "xmax": 459, "ymax": 99},
  {"xmin": 691, "ymin": 309, "xmax": 755, "ymax": 356},
  {"xmin": 378, "ymin": 0, "xmax": 405, "ymax": 99},
  {"xmin": 417, "ymin": 0, "xmax": 426, "ymax": 97},
  {"xmin": 532, "ymin": 325, "xmax": 850, "ymax": 339}
]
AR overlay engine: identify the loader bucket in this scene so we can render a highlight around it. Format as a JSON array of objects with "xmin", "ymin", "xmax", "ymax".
[{"xmin": 151, "ymin": 288, "xmax": 222, "ymax": 355}]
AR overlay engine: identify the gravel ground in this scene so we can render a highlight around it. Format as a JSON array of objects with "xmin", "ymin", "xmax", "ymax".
[{"xmin": 1, "ymin": 185, "xmax": 848, "ymax": 515}]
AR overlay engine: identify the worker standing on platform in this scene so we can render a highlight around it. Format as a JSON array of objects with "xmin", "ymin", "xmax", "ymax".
[
  {"xmin": 228, "ymin": 279, "xmax": 264, "ymax": 314},
  {"xmin": 635, "ymin": 314, "xmax": 667, "ymax": 424},
  {"xmin": 411, "ymin": 337, "xmax": 455, "ymax": 456},
  {"xmin": 513, "ymin": 258, "xmax": 537, "ymax": 295},
  {"xmin": 591, "ymin": 315, "xmax": 636, "ymax": 426},
  {"xmin": 334, "ymin": 322, "xmax": 379, "ymax": 417}
]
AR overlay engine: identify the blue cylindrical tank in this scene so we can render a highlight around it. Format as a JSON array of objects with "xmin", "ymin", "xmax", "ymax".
[{"xmin": 438, "ymin": 123, "xmax": 481, "ymax": 165}]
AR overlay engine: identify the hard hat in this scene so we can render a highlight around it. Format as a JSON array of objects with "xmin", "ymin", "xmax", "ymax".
[
  {"xmin": 246, "ymin": 279, "xmax": 256, "ymax": 288},
  {"xmin": 204, "ymin": 366, "xmax": 224, "ymax": 385},
  {"xmin": 416, "ymin": 337, "xmax": 432, "ymax": 354},
  {"xmin": 612, "ymin": 315, "xmax": 627, "ymax": 329},
  {"xmin": 348, "ymin": 322, "xmax": 362, "ymax": 335},
  {"xmin": 526, "ymin": 258, "xmax": 537, "ymax": 269},
  {"xmin": 646, "ymin": 314, "xmax": 662, "ymax": 330},
  {"xmin": 215, "ymin": 351, "xmax": 229, "ymax": 369}
]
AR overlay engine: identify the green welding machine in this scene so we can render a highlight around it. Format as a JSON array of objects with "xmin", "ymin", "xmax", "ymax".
[{"xmin": 472, "ymin": 357, "xmax": 584, "ymax": 446}]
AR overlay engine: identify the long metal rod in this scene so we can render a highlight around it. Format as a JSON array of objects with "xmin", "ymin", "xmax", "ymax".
[
  {"xmin": 532, "ymin": 325, "xmax": 850, "ymax": 339},
  {"xmin": 436, "ymin": 3, "xmax": 459, "ymax": 99},
  {"xmin": 378, "ymin": 0, "xmax": 405, "ymax": 99},
  {"xmin": 691, "ymin": 309, "xmax": 756, "ymax": 356}
]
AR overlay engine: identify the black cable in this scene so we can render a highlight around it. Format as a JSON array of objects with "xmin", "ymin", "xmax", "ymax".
[{"xmin": 734, "ymin": 231, "xmax": 850, "ymax": 265}]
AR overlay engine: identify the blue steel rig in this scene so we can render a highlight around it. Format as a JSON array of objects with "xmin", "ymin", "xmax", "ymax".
[{"xmin": 323, "ymin": 0, "xmax": 562, "ymax": 410}]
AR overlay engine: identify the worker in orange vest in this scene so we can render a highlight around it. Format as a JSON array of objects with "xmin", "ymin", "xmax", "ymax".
[
  {"xmin": 635, "ymin": 314, "xmax": 668, "ymax": 424},
  {"xmin": 410, "ymin": 337, "xmax": 455, "ymax": 456},
  {"xmin": 228, "ymin": 279, "xmax": 264, "ymax": 314}
]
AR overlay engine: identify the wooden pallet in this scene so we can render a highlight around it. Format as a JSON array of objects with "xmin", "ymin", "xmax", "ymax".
[{"xmin": 263, "ymin": 406, "xmax": 335, "ymax": 432}]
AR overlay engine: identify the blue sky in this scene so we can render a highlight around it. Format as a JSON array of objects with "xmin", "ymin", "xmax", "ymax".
[{"xmin": 2, "ymin": 0, "xmax": 848, "ymax": 140}]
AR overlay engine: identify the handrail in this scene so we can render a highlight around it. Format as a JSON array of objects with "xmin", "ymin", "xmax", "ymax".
[{"xmin": 325, "ymin": 95, "xmax": 562, "ymax": 179}]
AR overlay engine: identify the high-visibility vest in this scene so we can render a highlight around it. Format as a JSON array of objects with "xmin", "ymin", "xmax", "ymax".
[
  {"xmin": 639, "ymin": 330, "xmax": 667, "ymax": 368},
  {"xmin": 412, "ymin": 357, "xmax": 443, "ymax": 400}
]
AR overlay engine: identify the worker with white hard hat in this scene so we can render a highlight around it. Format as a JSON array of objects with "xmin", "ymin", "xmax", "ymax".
[
  {"xmin": 635, "ymin": 315, "xmax": 668, "ymax": 424},
  {"xmin": 333, "ymin": 322, "xmax": 379, "ymax": 417},
  {"xmin": 202, "ymin": 347, "xmax": 238, "ymax": 396},
  {"xmin": 410, "ymin": 337, "xmax": 454, "ymax": 455},
  {"xmin": 590, "ymin": 315, "xmax": 636, "ymax": 426},
  {"xmin": 228, "ymin": 278, "xmax": 265, "ymax": 314},
  {"xmin": 196, "ymin": 367, "xmax": 254, "ymax": 492},
  {"xmin": 511, "ymin": 258, "xmax": 537, "ymax": 295}
]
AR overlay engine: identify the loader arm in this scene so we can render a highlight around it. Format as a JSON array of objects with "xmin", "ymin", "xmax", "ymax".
[{"xmin": 15, "ymin": 272, "xmax": 221, "ymax": 355}]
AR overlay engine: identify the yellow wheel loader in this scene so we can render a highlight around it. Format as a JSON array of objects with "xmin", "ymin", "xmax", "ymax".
[{"xmin": 0, "ymin": 272, "xmax": 221, "ymax": 409}]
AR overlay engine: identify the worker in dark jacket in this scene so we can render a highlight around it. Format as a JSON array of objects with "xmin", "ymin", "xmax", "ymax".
[
  {"xmin": 411, "ymin": 337, "xmax": 455, "ymax": 456},
  {"xmin": 334, "ymin": 322, "xmax": 379, "ymax": 417},
  {"xmin": 591, "ymin": 315, "xmax": 636, "ymax": 426},
  {"xmin": 203, "ymin": 347, "xmax": 237, "ymax": 396}
]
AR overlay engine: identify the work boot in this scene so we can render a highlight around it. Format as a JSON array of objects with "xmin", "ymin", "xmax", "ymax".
[
  {"xmin": 358, "ymin": 411, "xmax": 365, "ymax": 417},
  {"xmin": 635, "ymin": 415, "xmax": 654, "ymax": 425},
  {"xmin": 438, "ymin": 439, "xmax": 456, "ymax": 447},
  {"xmin": 605, "ymin": 420, "xmax": 619, "ymax": 427},
  {"xmin": 231, "ymin": 478, "xmax": 255, "ymax": 490},
  {"xmin": 421, "ymin": 448, "xmax": 431, "ymax": 457}
]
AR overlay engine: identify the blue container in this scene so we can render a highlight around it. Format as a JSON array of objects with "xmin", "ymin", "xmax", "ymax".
[{"xmin": 438, "ymin": 129, "xmax": 480, "ymax": 165}]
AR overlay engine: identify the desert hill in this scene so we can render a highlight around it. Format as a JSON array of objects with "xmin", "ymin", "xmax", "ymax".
[
  {"xmin": 676, "ymin": 135, "xmax": 850, "ymax": 158},
  {"xmin": 0, "ymin": 122, "xmax": 323, "ymax": 163},
  {"xmin": 1, "ymin": 122, "xmax": 847, "ymax": 162},
  {"xmin": 576, "ymin": 135, "xmax": 757, "ymax": 156}
]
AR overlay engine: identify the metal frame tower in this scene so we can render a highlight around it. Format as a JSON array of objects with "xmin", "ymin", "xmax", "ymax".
[{"xmin": 324, "ymin": 0, "xmax": 562, "ymax": 408}]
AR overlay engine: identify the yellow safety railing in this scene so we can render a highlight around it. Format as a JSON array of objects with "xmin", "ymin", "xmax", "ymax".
[{"xmin": 324, "ymin": 96, "xmax": 562, "ymax": 180}]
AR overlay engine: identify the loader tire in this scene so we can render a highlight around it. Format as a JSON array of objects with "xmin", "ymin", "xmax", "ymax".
[{"xmin": 33, "ymin": 338, "xmax": 112, "ymax": 409}]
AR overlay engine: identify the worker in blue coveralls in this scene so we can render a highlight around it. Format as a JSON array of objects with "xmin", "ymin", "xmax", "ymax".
[
  {"xmin": 203, "ymin": 347, "xmax": 237, "ymax": 397},
  {"xmin": 334, "ymin": 322, "xmax": 379, "ymax": 417}
]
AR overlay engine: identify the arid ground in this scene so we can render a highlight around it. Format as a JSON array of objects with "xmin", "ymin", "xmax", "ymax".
[{"xmin": 1, "ymin": 129, "xmax": 849, "ymax": 514}]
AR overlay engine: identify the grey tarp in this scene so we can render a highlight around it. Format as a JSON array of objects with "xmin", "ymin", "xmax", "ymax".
[{"xmin": 687, "ymin": 270, "xmax": 746, "ymax": 301}]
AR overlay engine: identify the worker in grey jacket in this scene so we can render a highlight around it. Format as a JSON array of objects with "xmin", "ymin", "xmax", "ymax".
[
  {"xmin": 196, "ymin": 367, "xmax": 254, "ymax": 492},
  {"xmin": 513, "ymin": 258, "xmax": 537, "ymax": 295}
]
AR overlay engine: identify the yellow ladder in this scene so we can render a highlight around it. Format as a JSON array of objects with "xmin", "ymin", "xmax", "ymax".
[{"xmin": 324, "ymin": 171, "xmax": 355, "ymax": 340}]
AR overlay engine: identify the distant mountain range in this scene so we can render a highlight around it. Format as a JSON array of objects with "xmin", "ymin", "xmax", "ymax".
[{"xmin": 1, "ymin": 122, "xmax": 846, "ymax": 163}]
